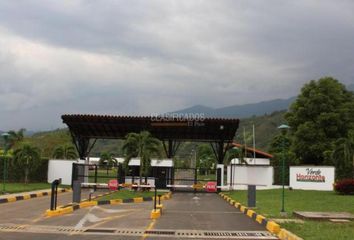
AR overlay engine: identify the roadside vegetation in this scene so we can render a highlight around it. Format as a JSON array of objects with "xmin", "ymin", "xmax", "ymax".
[
  {"xmin": 225, "ymin": 189, "xmax": 354, "ymax": 240},
  {"xmin": 0, "ymin": 183, "xmax": 51, "ymax": 194}
]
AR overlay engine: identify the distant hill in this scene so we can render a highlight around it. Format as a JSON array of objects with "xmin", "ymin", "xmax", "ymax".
[
  {"xmin": 171, "ymin": 97, "xmax": 295, "ymax": 118},
  {"xmin": 236, "ymin": 110, "xmax": 286, "ymax": 150}
]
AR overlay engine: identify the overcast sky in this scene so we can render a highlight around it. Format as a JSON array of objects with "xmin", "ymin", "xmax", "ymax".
[{"xmin": 0, "ymin": 0, "xmax": 353, "ymax": 131}]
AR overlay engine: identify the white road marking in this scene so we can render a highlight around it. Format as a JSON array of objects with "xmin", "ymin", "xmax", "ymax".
[
  {"xmin": 75, "ymin": 213, "xmax": 104, "ymax": 229},
  {"xmin": 74, "ymin": 206, "xmax": 140, "ymax": 229}
]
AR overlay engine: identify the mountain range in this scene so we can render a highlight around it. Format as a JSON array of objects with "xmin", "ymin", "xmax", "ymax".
[
  {"xmin": 172, "ymin": 84, "xmax": 354, "ymax": 118},
  {"xmin": 171, "ymin": 97, "xmax": 296, "ymax": 118}
]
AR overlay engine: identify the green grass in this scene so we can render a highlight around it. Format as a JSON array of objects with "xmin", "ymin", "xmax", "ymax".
[
  {"xmin": 0, "ymin": 183, "xmax": 52, "ymax": 194},
  {"xmin": 225, "ymin": 189, "xmax": 354, "ymax": 240},
  {"xmin": 96, "ymin": 189, "xmax": 164, "ymax": 201},
  {"xmin": 197, "ymin": 174, "xmax": 216, "ymax": 181},
  {"xmin": 88, "ymin": 169, "xmax": 118, "ymax": 183}
]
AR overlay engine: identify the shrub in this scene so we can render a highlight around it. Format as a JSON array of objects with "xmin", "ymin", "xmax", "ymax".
[{"xmin": 334, "ymin": 179, "xmax": 354, "ymax": 195}]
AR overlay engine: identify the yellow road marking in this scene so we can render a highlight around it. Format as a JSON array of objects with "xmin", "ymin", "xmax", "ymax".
[
  {"xmin": 31, "ymin": 214, "xmax": 45, "ymax": 223},
  {"xmin": 141, "ymin": 219, "xmax": 156, "ymax": 240}
]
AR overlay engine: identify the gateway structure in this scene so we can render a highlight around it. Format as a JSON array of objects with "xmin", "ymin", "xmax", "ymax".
[{"xmin": 62, "ymin": 114, "xmax": 240, "ymax": 190}]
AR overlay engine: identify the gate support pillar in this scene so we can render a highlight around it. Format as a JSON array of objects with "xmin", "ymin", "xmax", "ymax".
[
  {"xmin": 216, "ymin": 164, "xmax": 224, "ymax": 193},
  {"xmin": 73, "ymin": 180, "xmax": 82, "ymax": 203}
]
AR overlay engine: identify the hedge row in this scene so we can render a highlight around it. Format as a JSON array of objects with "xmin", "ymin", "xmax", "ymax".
[
  {"xmin": 334, "ymin": 179, "xmax": 354, "ymax": 195},
  {"xmin": 0, "ymin": 156, "xmax": 49, "ymax": 183}
]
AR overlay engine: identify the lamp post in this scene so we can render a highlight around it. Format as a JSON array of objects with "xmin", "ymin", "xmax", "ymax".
[
  {"xmin": 278, "ymin": 124, "xmax": 290, "ymax": 215},
  {"xmin": 2, "ymin": 132, "xmax": 10, "ymax": 194}
]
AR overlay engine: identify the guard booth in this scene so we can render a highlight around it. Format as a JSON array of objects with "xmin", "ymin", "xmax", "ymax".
[
  {"xmin": 125, "ymin": 158, "xmax": 174, "ymax": 188},
  {"xmin": 62, "ymin": 114, "xmax": 240, "ymax": 192}
]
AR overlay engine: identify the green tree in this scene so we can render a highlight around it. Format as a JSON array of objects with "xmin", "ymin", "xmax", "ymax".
[
  {"xmin": 224, "ymin": 146, "xmax": 247, "ymax": 165},
  {"xmin": 285, "ymin": 77, "xmax": 354, "ymax": 165},
  {"xmin": 269, "ymin": 133, "xmax": 298, "ymax": 185},
  {"xmin": 13, "ymin": 144, "xmax": 41, "ymax": 184},
  {"xmin": 196, "ymin": 144, "xmax": 216, "ymax": 175},
  {"xmin": 331, "ymin": 132, "xmax": 354, "ymax": 179},
  {"xmin": 122, "ymin": 131, "xmax": 161, "ymax": 184},
  {"xmin": 52, "ymin": 144, "xmax": 78, "ymax": 159}
]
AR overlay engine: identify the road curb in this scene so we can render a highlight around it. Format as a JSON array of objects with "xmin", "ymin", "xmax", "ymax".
[
  {"xmin": 219, "ymin": 192, "xmax": 303, "ymax": 240},
  {"xmin": 0, "ymin": 188, "xmax": 71, "ymax": 205},
  {"xmin": 45, "ymin": 191, "xmax": 172, "ymax": 217}
]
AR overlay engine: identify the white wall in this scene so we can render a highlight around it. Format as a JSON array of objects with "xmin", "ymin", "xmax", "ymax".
[
  {"xmin": 290, "ymin": 166, "xmax": 335, "ymax": 191},
  {"xmin": 217, "ymin": 164, "xmax": 224, "ymax": 186},
  {"xmin": 227, "ymin": 165, "xmax": 274, "ymax": 190},
  {"xmin": 47, "ymin": 159, "xmax": 85, "ymax": 185},
  {"xmin": 231, "ymin": 158, "xmax": 270, "ymax": 165},
  {"xmin": 128, "ymin": 158, "xmax": 174, "ymax": 167}
]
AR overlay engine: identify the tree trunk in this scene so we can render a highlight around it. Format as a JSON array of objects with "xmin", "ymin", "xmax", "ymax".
[
  {"xmin": 25, "ymin": 168, "xmax": 29, "ymax": 185},
  {"xmin": 139, "ymin": 164, "xmax": 143, "ymax": 185}
]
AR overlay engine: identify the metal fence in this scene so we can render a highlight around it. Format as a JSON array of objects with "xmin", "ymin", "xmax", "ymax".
[{"xmin": 72, "ymin": 163, "xmax": 217, "ymax": 191}]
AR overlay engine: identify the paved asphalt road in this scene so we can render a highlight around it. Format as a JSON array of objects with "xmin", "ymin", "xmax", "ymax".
[{"xmin": 0, "ymin": 191, "xmax": 278, "ymax": 240}]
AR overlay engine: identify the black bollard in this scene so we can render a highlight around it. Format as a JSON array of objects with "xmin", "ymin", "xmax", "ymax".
[
  {"xmin": 154, "ymin": 186, "xmax": 157, "ymax": 210},
  {"xmin": 247, "ymin": 185, "xmax": 256, "ymax": 208},
  {"xmin": 158, "ymin": 194, "xmax": 162, "ymax": 205}
]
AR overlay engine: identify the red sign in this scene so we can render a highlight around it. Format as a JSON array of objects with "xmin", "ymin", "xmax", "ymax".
[
  {"xmin": 108, "ymin": 179, "xmax": 118, "ymax": 191},
  {"xmin": 206, "ymin": 182, "xmax": 217, "ymax": 192}
]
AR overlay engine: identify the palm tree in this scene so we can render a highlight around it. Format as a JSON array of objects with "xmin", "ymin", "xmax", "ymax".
[
  {"xmin": 224, "ymin": 146, "xmax": 246, "ymax": 165},
  {"xmin": 99, "ymin": 152, "xmax": 117, "ymax": 174},
  {"xmin": 13, "ymin": 144, "xmax": 41, "ymax": 184},
  {"xmin": 122, "ymin": 131, "xmax": 161, "ymax": 184},
  {"xmin": 52, "ymin": 144, "xmax": 78, "ymax": 159},
  {"xmin": 8, "ymin": 128, "xmax": 26, "ymax": 149}
]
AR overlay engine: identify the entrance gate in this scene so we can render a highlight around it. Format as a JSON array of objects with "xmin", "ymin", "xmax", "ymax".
[
  {"xmin": 72, "ymin": 163, "xmax": 218, "ymax": 192},
  {"xmin": 168, "ymin": 167, "xmax": 217, "ymax": 192}
]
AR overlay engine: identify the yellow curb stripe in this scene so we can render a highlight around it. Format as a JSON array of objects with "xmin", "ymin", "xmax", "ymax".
[
  {"xmin": 256, "ymin": 215, "xmax": 266, "ymax": 224},
  {"xmin": 79, "ymin": 201, "xmax": 97, "ymax": 208},
  {"xmin": 266, "ymin": 221, "xmax": 281, "ymax": 234},
  {"xmin": 247, "ymin": 209, "xmax": 256, "ymax": 218},
  {"xmin": 278, "ymin": 228, "xmax": 304, "ymax": 240},
  {"xmin": 110, "ymin": 199, "xmax": 123, "ymax": 205},
  {"xmin": 240, "ymin": 205, "xmax": 246, "ymax": 213},
  {"xmin": 7, "ymin": 197, "xmax": 17, "ymax": 202},
  {"xmin": 133, "ymin": 197, "xmax": 144, "ymax": 203},
  {"xmin": 218, "ymin": 192, "xmax": 300, "ymax": 239},
  {"xmin": 36, "ymin": 192, "xmax": 43, "ymax": 197},
  {"xmin": 23, "ymin": 194, "xmax": 31, "ymax": 200}
]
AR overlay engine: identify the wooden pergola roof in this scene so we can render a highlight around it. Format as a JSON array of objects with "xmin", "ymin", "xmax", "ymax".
[
  {"xmin": 62, "ymin": 114, "xmax": 240, "ymax": 165},
  {"xmin": 61, "ymin": 114, "xmax": 239, "ymax": 142}
]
